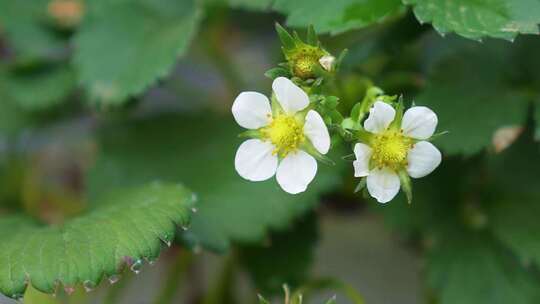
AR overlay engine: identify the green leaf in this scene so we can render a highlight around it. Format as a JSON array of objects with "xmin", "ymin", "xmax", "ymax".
[
  {"xmin": 74, "ymin": 0, "xmax": 201, "ymax": 105},
  {"xmin": 273, "ymin": 0, "xmax": 404, "ymax": 34},
  {"xmin": 403, "ymin": 0, "xmax": 540, "ymax": 41},
  {"xmin": 0, "ymin": 183, "xmax": 195, "ymax": 298},
  {"xmin": 414, "ymin": 38, "xmax": 529, "ymax": 155},
  {"xmin": 0, "ymin": 65, "xmax": 76, "ymax": 111},
  {"xmin": 86, "ymin": 115, "xmax": 344, "ymax": 252},
  {"xmin": 486, "ymin": 132, "xmax": 540, "ymax": 268},
  {"xmin": 224, "ymin": 0, "xmax": 273, "ymax": 10},
  {"xmin": 428, "ymin": 232, "xmax": 540, "ymax": 304},
  {"xmin": 377, "ymin": 135, "xmax": 540, "ymax": 304},
  {"xmin": 239, "ymin": 213, "xmax": 318, "ymax": 295},
  {"xmin": 0, "ymin": 0, "xmax": 66, "ymax": 62}
]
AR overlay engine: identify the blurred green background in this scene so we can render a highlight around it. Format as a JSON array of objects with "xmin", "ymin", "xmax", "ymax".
[{"xmin": 1, "ymin": 0, "xmax": 540, "ymax": 303}]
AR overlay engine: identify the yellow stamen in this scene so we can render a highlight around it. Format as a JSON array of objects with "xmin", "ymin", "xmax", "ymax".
[
  {"xmin": 371, "ymin": 130, "xmax": 413, "ymax": 170},
  {"xmin": 261, "ymin": 114, "xmax": 304, "ymax": 157}
]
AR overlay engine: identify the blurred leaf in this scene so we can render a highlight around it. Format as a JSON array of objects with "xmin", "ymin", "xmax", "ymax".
[
  {"xmin": 239, "ymin": 213, "xmax": 318, "ymax": 295},
  {"xmin": 404, "ymin": 0, "xmax": 540, "ymax": 41},
  {"xmin": 86, "ymin": 115, "xmax": 344, "ymax": 252},
  {"xmin": 273, "ymin": 0, "xmax": 404, "ymax": 34},
  {"xmin": 415, "ymin": 38, "xmax": 529, "ymax": 155},
  {"xmin": 74, "ymin": 0, "xmax": 201, "ymax": 105},
  {"xmin": 0, "ymin": 96, "xmax": 38, "ymax": 136},
  {"xmin": 378, "ymin": 132, "xmax": 540, "ymax": 304},
  {"xmin": 428, "ymin": 232, "xmax": 540, "ymax": 304},
  {"xmin": 486, "ymin": 132, "xmax": 540, "ymax": 268},
  {"xmin": 0, "ymin": 0, "xmax": 65, "ymax": 61},
  {"xmin": 217, "ymin": 0, "xmax": 273, "ymax": 10},
  {"xmin": 0, "ymin": 65, "xmax": 75, "ymax": 111},
  {"xmin": 0, "ymin": 183, "xmax": 195, "ymax": 298}
]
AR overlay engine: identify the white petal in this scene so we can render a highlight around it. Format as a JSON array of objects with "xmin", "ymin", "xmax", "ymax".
[
  {"xmin": 407, "ymin": 141, "xmax": 442, "ymax": 178},
  {"xmin": 363, "ymin": 101, "xmax": 396, "ymax": 134},
  {"xmin": 232, "ymin": 92, "xmax": 272, "ymax": 129},
  {"xmin": 272, "ymin": 77, "xmax": 309, "ymax": 114},
  {"xmin": 366, "ymin": 168, "xmax": 400, "ymax": 204},
  {"xmin": 401, "ymin": 106, "xmax": 438, "ymax": 139},
  {"xmin": 235, "ymin": 139, "xmax": 278, "ymax": 181},
  {"xmin": 276, "ymin": 150, "xmax": 317, "ymax": 194},
  {"xmin": 353, "ymin": 143, "xmax": 372, "ymax": 177},
  {"xmin": 304, "ymin": 110, "xmax": 331, "ymax": 154}
]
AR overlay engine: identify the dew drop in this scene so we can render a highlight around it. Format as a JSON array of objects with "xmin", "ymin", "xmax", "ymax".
[
  {"xmin": 191, "ymin": 207, "xmax": 198, "ymax": 213},
  {"xmin": 160, "ymin": 235, "xmax": 172, "ymax": 247},
  {"xmin": 108, "ymin": 275, "xmax": 121, "ymax": 285},
  {"xmin": 83, "ymin": 280, "xmax": 95, "ymax": 293},
  {"xmin": 130, "ymin": 259, "xmax": 143, "ymax": 274},
  {"xmin": 147, "ymin": 258, "xmax": 157, "ymax": 266},
  {"xmin": 181, "ymin": 225, "xmax": 189, "ymax": 231}
]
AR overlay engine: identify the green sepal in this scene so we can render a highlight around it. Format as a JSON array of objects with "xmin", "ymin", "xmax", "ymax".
[
  {"xmin": 238, "ymin": 129, "xmax": 261, "ymax": 139},
  {"xmin": 323, "ymin": 96, "xmax": 339, "ymax": 108},
  {"xmin": 354, "ymin": 86, "xmax": 384, "ymax": 123},
  {"xmin": 275, "ymin": 22, "xmax": 296, "ymax": 51},
  {"xmin": 429, "ymin": 130, "xmax": 450, "ymax": 142},
  {"xmin": 398, "ymin": 170, "xmax": 412, "ymax": 204},
  {"xmin": 354, "ymin": 129, "xmax": 373, "ymax": 143},
  {"xmin": 271, "ymin": 94, "xmax": 284, "ymax": 116},
  {"xmin": 341, "ymin": 118, "xmax": 358, "ymax": 131},
  {"xmin": 389, "ymin": 95, "xmax": 404, "ymax": 129},
  {"xmin": 329, "ymin": 124, "xmax": 355, "ymax": 142},
  {"xmin": 354, "ymin": 178, "xmax": 367, "ymax": 194},
  {"xmin": 302, "ymin": 141, "xmax": 335, "ymax": 166},
  {"xmin": 265, "ymin": 67, "xmax": 291, "ymax": 80},
  {"xmin": 306, "ymin": 25, "xmax": 318, "ymax": 46},
  {"xmin": 334, "ymin": 48, "xmax": 348, "ymax": 72}
]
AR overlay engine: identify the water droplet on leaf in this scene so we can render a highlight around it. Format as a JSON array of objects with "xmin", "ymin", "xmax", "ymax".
[
  {"xmin": 108, "ymin": 275, "xmax": 121, "ymax": 285},
  {"xmin": 130, "ymin": 259, "xmax": 143, "ymax": 274},
  {"xmin": 83, "ymin": 280, "xmax": 95, "ymax": 292}
]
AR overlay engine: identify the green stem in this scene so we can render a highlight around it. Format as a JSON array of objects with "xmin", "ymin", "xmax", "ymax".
[
  {"xmin": 291, "ymin": 278, "xmax": 366, "ymax": 304},
  {"xmin": 153, "ymin": 249, "xmax": 194, "ymax": 304},
  {"xmin": 201, "ymin": 253, "xmax": 237, "ymax": 304},
  {"xmin": 202, "ymin": 19, "xmax": 244, "ymax": 98}
]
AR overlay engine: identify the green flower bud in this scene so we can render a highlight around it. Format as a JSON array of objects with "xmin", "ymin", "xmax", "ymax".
[{"xmin": 275, "ymin": 23, "xmax": 334, "ymax": 80}]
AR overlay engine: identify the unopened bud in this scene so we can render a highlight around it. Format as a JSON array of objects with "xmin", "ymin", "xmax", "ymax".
[{"xmin": 319, "ymin": 55, "xmax": 335, "ymax": 72}]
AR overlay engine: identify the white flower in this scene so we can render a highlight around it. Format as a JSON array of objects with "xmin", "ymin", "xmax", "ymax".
[
  {"xmin": 354, "ymin": 101, "xmax": 442, "ymax": 203},
  {"xmin": 232, "ymin": 77, "xmax": 330, "ymax": 194}
]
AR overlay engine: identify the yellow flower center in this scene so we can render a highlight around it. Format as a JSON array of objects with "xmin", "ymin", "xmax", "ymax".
[
  {"xmin": 371, "ymin": 130, "xmax": 413, "ymax": 170},
  {"xmin": 261, "ymin": 114, "xmax": 305, "ymax": 157}
]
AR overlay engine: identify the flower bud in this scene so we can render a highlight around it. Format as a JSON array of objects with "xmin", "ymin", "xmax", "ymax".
[{"xmin": 319, "ymin": 55, "xmax": 335, "ymax": 72}]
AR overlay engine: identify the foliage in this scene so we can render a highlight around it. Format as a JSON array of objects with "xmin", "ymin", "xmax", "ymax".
[
  {"xmin": 0, "ymin": 0, "xmax": 540, "ymax": 303},
  {"xmin": 86, "ymin": 115, "xmax": 344, "ymax": 252},
  {"xmin": 0, "ymin": 183, "xmax": 195, "ymax": 298}
]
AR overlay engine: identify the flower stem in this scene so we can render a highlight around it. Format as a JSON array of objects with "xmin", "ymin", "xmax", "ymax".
[
  {"xmin": 201, "ymin": 253, "xmax": 237, "ymax": 304},
  {"xmin": 153, "ymin": 248, "xmax": 194, "ymax": 304}
]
